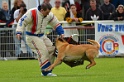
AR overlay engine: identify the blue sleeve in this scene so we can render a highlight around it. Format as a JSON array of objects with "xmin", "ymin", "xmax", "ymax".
[{"xmin": 55, "ymin": 25, "xmax": 64, "ymax": 35}]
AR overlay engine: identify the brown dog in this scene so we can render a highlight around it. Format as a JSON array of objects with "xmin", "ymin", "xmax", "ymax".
[{"xmin": 44, "ymin": 37, "xmax": 100, "ymax": 71}]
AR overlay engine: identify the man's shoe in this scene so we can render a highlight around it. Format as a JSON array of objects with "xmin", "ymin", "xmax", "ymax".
[
  {"xmin": 47, "ymin": 73, "xmax": 57, "ymax": 76},
  {"xmin": 3, "ymin": 57, "xmax": 8, "ymax": 61},
  {"xmin": 41, "ymin": 73, "xmax": 57, "ymax": 76}
]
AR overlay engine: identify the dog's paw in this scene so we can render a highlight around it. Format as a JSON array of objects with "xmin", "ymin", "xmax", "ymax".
[
  {"xmin": 41, "ymin": 69, "xmax": 47, "ymax": 72},
  {"xmin": 42, "ymin": 69, "xmax": 50, "ymax": 72},
  {"xmin": 86, "ymin": 66, "xmax": 90, "ymax": 69},
  {"xmin": 42, "ymin": 68, "xmax": 51, "ymax": 72}
]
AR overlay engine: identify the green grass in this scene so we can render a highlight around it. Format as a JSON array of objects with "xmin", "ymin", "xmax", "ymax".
[{"xmin": 0, "ymin": 58, "xmax": 124, "ymax": 82}]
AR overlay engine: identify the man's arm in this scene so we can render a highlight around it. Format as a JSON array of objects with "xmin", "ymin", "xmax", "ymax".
[
  {"xmin": 16, "ymin": 10, "xmax": 32, "ymax": 39},
  {"xmin": 48, "ymin": 12, "xmax": 64, "ymax": 37}
]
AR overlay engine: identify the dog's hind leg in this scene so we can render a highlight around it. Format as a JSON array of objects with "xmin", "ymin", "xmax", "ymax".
[
  {"xmin": 85, "ymin": 50, "xmax": 97, "ymax": 69},
  {"xmin": 86, "ymin": 59, "xmax": 96, "ymax": 69}
]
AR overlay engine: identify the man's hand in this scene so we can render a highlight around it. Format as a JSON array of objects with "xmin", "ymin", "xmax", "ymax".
[
  {"xmin": 60, "ymin": 34, "xmax": 64, "ymax": 38},
  {"xmin": 74, "ymin": 18, "xmax": 79, "ymax": 22},
  {"xmin": 16, "ymin": 34, "xmax": 21, "ymax": 40},
  {"xmin": 118, "ymin": 17, "xmax": 123, "ymax": 20}
]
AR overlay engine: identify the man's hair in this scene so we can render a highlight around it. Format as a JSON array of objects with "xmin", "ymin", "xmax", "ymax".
[
  {"xmin": 38, "ymin": 3, "xmax": 52, "ymax": 11},
  {"xmin": 90, "ymin": 0, "xmax": 96, "ymax": 2},
  {"xmin": 116, "ymin": 5, "xmax": 124, "ymax": 11},
  {"xmin": 70, "ymin": 4, "xmax": 76, "ymax": 8}
]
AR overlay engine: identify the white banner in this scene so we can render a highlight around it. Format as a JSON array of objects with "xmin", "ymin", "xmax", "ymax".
[{"xmin": 95, "ymin": 21, "xmax": 124, "ymax": 57}]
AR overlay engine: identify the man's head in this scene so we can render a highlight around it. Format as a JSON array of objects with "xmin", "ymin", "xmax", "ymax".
[
  {"xmin": 90, "ymin": 0, "xmax": 96, "ymax": 9},
  {"xmin": 38, "ymin": 3, "xmax": 52, "ymax": 17},
  {"xmin": 55, "ymin": 0, "xmax": 61, "ymax": 8},
  {"xmin": 70, "ymin": 4, "xmax": 77, "ymax": 13},
  {"xmin": 2, "ymin": 1, "xmax": 9, "ymax": 11},
  {"xmin": 43, "ymin": 0, "xmax": 50, "ymax": 4},
  {"xmin": 104, "ymin": 0, "xmax": 110, "ymax": 5},
  {"xmin": 116, "ymin": 5, "xmax": 124, "ymax": 14},
  {"xmin": 20, "ymin": 3, "xmax": 27, "ymax": 12}
]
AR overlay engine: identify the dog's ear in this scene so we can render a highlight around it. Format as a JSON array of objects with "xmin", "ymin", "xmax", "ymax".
[
  {"xmin": 58, "ymin": 37, "xmax": 65, "ymax": 42},
  {"xmin": 56, "ymin": 36, "xmax": 67, "ymax": 42}
]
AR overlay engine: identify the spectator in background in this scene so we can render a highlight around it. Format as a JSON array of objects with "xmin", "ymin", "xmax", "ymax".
[
  {"xmin": 81, "ymin": 0, "xmax": 101, "ymax": 17},
  {"xmin": 65, "ymin": 4, "xmax": 83, "ymax": 23},
  {"xmin": 110, "ymin": 0, "xmax": 124, "ymax": 8},
  {"xmin": 13, "ymin": 3, "xmax": 27, "ymax": 23},
  {"xmin": 13, "ymin": 3, "xmax": 33, "ymax": 57},
  {"xmin": 74, "ymin": 0, "xmax": 82, "ymax": 14},
  {"xmin": 100, "ymin": 0, "xmax": 115, "ymax": 20},
  {"xmin": 85, "ymin": 0, "xmax": 103, "ymax": 20},
  {"xmin": 96, "ymin": 0, "xmax": 101, "ymax": 7},
  {"xmin": 43, "ymin": 0, "xmax": 52, "ymax": 7},
  {"xmin": 109, "ymin": 5, "xmax": 124, "ymax": 21},
  {"xmin": 0, "ymin": 1, "xmax": 11, "ymax": 23},
  {"xmin": 0, "ymin": 8, "xmax": 6, "ymax": 23},
  {"xmin": 64, "ymin": 4, "xmax": 83, "ymax": 42},
  {"xmin": 0, "ymin": 1, "xmax": 14, "ymax": 60},
  {"xmin": 62, "ymin": 0, "xmax": 70, "ymax": 12},
  {"xmin": 51, "ymin": 0, "xmax": 66, "ymax": 21},
  {"xmin": 43, "ymin": 0, "xmax": 50, "ymax": 3},
  {"xmin": 8, "ymin": 0, "xmax": 24, "ymax": 24},
  {"xmin": 85, "ymin": 0, "xmax": 103, "ymax": 41},
  {"xmin": 81, "ymin": 0, "xmax": 90, "ymax": 17}
]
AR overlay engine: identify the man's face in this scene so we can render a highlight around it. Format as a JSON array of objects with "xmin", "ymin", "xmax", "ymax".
[
  {"xmin": 104, "ymin": 0, "xmax": 109, "ymax": 3},
  {"xmin": 41, "ymin": 9, "xmax": 50, "ymax": 17},
  {"xmin": 44, "ymin": 0, "xmax": 50, "ymax": 3},
  {"xmin": 118, "ymin": 7, "xmax": 124, "ymax": 14},
  {"xmin": 55, "ymin": 0, "xmax": 61, "ymax": 7},
  {"xmin": 2, "ymin": 3, "xmax": 8, "ymax": 11},
  {"xmin": 90, "ymin": 1, "xmax": 96, "ymax": 7},
  {"xmin": 70, "ymin": 6, "xmax": 76, "ymax": 12}
]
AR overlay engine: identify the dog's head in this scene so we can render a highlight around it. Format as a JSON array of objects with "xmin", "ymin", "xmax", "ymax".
[
  {"xmin": 55, "ymin": 37, "xmax": 68, "ymax": 48},
  {"xmin": 56, "ymin": 37, "xmax": 67, "ymax": 43}
]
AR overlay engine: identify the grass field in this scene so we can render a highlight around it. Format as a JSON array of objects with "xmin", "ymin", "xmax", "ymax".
[{"xmin": 0, "ymin": 58, "xmax": 124, "ymax": 82}]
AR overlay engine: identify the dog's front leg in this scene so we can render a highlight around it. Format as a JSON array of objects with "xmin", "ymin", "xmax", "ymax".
[{"xmin": 44, "ymin": 53, "xmax": 64, "ymax": 71}]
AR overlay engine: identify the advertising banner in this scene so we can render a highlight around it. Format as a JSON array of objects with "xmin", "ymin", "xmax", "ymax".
[{"xmin": 95, "ymin": 21, "xmax": 124, "ymax": 57}]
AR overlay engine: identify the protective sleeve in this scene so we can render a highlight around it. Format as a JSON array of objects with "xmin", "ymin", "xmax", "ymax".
[{"xmin": 55, "ymin": 25, "xmax": 64, "ymax": 35}]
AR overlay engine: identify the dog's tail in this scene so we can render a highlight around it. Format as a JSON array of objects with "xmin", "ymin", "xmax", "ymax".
[{"xmin": 87, "ymin": 39, "xmax": 100, "ymax": 49}]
